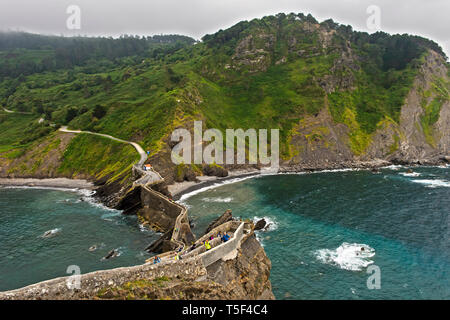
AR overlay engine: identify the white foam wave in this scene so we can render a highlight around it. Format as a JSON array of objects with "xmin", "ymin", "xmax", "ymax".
[
  {"xmin": 251, "ymin": 215, "xmax": 279, "ymax": 247},
  {"xmin": 79, "ymin": 191, "xmax": 120, "ymax": 212},
  {"xmin": 1, "ymin": 186, "xmax": 118, "ymax": 212},
  {"xmin": 255, "ymin": 233, "xmax": 265, "ymax": 247},
  {"xmin": 101, "ymin": 211, "xmax": 122, "ymax": 220},
  {"xmin": 139, "ymin": 223, "xmax": 155, "ymax": 233},
  {"xmin": 399, "ymin": 172, "xmax": 421, "ymax": 177},
  {"xmin": 277, "ymin": 168, "xmax": 361, "ymax": 176},
  {"xmin": 202, "ymin": 197, "xmax": 234, "ymax": 203},
  {"xmin": 311, "ymin": 168, "xmax": 361, "ymax": 174},
  {"xmin": 40, "ymin": 228, "xmax": 61, "ymax": 238},
  {"xmin": 410, "ymin": 179, "xmax": 450, "ymax": 188},
  {"xmin": 382, "ymin": 165, "xmax": 404, "ymax": 171},
  {"xmin": 178, "ymin": 168, "xmax": 362, "ymax": 203},
  {"xmin": 2, "ymin": 185, "xmax": 87, "ymax": 193},
  {"xmin": 178, "ymin": 175, "xmax": 257, "ymax": 203},
  {"xmin": 314, "ymin": 242, "xmax": 375, "ymax": 271}
]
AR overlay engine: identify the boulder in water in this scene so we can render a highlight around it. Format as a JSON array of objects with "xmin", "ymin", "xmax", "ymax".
[
  {"xmin": 255, "ymin": 219, "xmax": 267, "ymax": 231},
  {"xmin": 103, "ymin": 249, "xmax": 119, "ymax": 260}
]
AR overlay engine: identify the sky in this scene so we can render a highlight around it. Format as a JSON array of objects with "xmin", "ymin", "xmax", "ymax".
[{"xmin": 0, "ymin": 0, "xmax": 448, "ymax": 57}]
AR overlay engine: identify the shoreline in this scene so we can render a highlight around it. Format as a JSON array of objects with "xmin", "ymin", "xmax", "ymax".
[
  {"xmin": 170, "ymin": 170, "xmax": 261, "ymax": 201},
  {"xmin": 170, "ymin": 160, "xmax": 391, "ymax": 200},
  {"xmin": 0, "ymin": 160, "xmax": 447, "ymax": 296},
  {"xmin": 169, "ymin": 159, "xmax": 449, "ymax": 200},
  {"xmin": 0, "ymin": 178, "xmax": 95, "ymax": 190}
]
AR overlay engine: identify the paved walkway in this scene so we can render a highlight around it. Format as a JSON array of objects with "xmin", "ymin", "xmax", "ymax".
[
  {"xmin": 2, "ymin": 107, "xmax": 32, "ymax": 115},
  {"xmin": 59, "ymin": 126, "xmax": 147, "ymax": 166},
  {"xmin": 58, "ymin": 126, "xmax": 164, "ymax": 186}
]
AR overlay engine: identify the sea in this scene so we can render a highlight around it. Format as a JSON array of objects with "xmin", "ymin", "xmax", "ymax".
[{"xmin": 1, "ymin": 166, "xmax": 449, "ymax": 299}]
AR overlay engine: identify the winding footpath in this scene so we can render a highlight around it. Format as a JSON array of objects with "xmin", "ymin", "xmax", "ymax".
[
  {"xmin": 58, "ymin": 126, "xmax": 186, "ymax": 250},
  {"xmin": 0, "ymin": 124, "xmax": 253, "ymax": 299},
  {"xmin": 59, "ymin": 126, "xmax": 147, "ymax": 166},
  {"xmin": 2, "ymin": 107, "xmax": 32, "ymax": 115},
  {"xmin": 59, "ymin": 126, "xmax": 162, "ymax": 185}
]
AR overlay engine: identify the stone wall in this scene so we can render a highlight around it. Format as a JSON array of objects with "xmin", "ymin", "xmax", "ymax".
[
  {"xmin": 200, "ymin": 222, "xmax": 245, "ymax": 267},
  {"xmin": 0, "ymin": 258, "xmax": 206, "ymax": 300},
  {"xmin": 137, "ymin": 186, "xmax": 183, "ymax": 231}
]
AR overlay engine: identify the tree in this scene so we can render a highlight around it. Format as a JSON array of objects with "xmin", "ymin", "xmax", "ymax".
[
  {"xmin": 65, "ymin": 106, "xmax": 78, "ymax": 123},
  {"xmin": 93, "ymin": 104, "xmax": 106, "ymax": 119}
]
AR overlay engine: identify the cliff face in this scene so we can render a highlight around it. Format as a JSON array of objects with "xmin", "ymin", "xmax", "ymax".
[
  {"xmin": 204, "ymin": 234, "xmax": 274, "ymax": 300},
  {"xmin": 365, "ymin": 50, "xmax": 450, "ymax": 163},
  {"xmin": 285, "ymin": 49, "xmax": 450, "ymax": 169}
]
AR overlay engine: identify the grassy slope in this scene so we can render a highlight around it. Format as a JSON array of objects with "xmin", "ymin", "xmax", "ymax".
[
  {"xmin": 1, "ymin": 14, "xmax": 448, "ymax": 180},
  {"xmin": 0, "ymin": 112, "xmax": 37, "ymax": 153},
  {"xmin": 58, "ymin": 133, "xmax": 139, "ymax": 183}
]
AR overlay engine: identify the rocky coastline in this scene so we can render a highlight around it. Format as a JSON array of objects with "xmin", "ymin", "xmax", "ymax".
[
  {"xmin": 166, "ymin": 157, "xmax": 450, "ymax": 200},
  {"xmin": 0, "ymin": 177, "xmax": 95, "ymax": 189}
]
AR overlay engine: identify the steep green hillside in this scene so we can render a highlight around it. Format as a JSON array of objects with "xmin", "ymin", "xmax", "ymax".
[{"xmin": 0, "ymin": 13, "xmax": 448, "ymax": 182}]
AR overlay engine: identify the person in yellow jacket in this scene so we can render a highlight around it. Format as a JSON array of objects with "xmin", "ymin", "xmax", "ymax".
[{"xmin": 204, "ymin": 240, "xmax": 212, "ymax": 251}]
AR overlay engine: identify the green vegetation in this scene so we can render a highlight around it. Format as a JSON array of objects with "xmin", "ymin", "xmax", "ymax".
[
  {"xmin": 419, "ymin": 77, "xmax": 450, "ymax": 146},
  {"xmin": 58, "ymin": 133, "xmax": 139, "ymax": 183},
  {"xmin": 0, "ymin": 112, "xmax": 39, "ymax": 153},
  {"xmin": 0, "ymin": 13, "xmax": 448, "ymax": 179},
  {"xmin": 96, "ymin": 277, "xmax": 172, "ymax": 300}
]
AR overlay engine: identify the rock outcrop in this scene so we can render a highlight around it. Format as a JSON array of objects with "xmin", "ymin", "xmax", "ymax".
[
  {"xmin": 98, "ymin": 234, "xmax": 274, "ymax": 300},
  {"xmin": 145, "ymin": 228, "xmax": 177, "ymax": 253},
  {"xmin": 254, "ymin": 219, "xmax": 267, "ymax": 231},
  {"xmin": 204, "ymin": 209, "xmax": 233, "ymax": 234}
]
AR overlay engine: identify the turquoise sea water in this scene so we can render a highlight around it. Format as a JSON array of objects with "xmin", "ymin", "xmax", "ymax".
[
  {"xmin": 0, "ymin": 187, "xmax": 158, "ymax": 291},
  {"xmin": 1, "ymin": 166, "xmax": 449, "ymax": 299},
  {"xmin": 181, "ymin": 166, "xmax": 450, "ymax": 300}
]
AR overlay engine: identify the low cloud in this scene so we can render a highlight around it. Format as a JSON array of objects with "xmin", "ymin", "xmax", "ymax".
[{"xmin": 0, "ymin": 0, "xmax": 448, "ymax": 56}]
